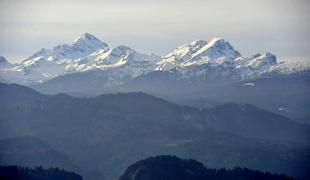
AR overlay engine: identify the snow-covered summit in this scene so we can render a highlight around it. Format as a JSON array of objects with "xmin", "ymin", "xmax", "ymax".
[
  {"xmin": 166, "ymin": 39, "xmax": 209, "ymax": 61},
  {"xmin": 158, "ymin": 38, "xmax": 241, "ymax": 70},
  {"xmin": 157, "ymin": 40, "xmax": 208, "ymax": 70},
  {"xmin": 191, "ymin": 37, "xmax": 240, "ymax": 61},
  {"xmin": 72, "ymin": 33, "xmax": 108, "ymax": 53},
  {"xmin": 247, "ymin": 52, "xmax": 277, "ymax": 69}
]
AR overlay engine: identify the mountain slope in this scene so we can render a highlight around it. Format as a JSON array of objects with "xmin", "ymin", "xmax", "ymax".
[
  {"xmin": 1, "ymin": 82, "xmax": 309, "ymax": 145},
  {"xmin": 156, "ymin": 76, "xmax": 310, "ymax": 124},
  {"xmin": 206, "ymin": 103, "xmax": 310, "ymax": 144},
  {"xmin": 0, "ymin": 136, "xmax": 78, "ymax": 171},
  {"xmin": 0, "ymin": 83, "xmax": 309, "ymax": 179}
]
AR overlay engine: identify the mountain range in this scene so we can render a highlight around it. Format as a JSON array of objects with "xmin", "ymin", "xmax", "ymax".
[
  {"xmin": 0, "ymin": 33, "xmax": 309, "ymax": 93},
  {"xmin": 1, "ymin": 33, "xmax": 310, "ymax": 180},
  {"xmin": 0, "ymin": 82, "xmax": 309, "ymax": 180},
  {"xmin": 1, "ymin": 34, "xmax": 309, "ymax": 125}
]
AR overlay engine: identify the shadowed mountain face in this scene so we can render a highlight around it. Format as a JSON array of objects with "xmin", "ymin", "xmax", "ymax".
[
  {"xmin": 0, "ymin": 136, "xmax": 78, "ymax": 171},
  {"xmin": 121, "ymin": 75, "xmax": 310, "ymax": 124},
  {"xmin": 0, "ymin": 136, "xmax": 105, "ymax": 180},
  {"xmin": 205, "ymin": 103, "xmax": 310, "ymax": 143},
  {"xmin": 0, "ymin": 83, "xmax": 310, "ymax": 179},
  {"xmin": 119, "ymin": 155, "xmax": 294, "ymax": 180}
]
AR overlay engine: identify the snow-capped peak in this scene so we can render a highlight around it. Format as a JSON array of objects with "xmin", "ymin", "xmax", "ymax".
[
  {"xmin": 157, "ymin": 38, "xmax": 241, "ymax": 70},
  {"xmin": 93, "ymin": 45, "xmax": 160, "ymax": 67},
  {"xmin": 156, "ymin": 40, "xmax": 208, "ymax": 70},
  {"xmin": 0, "ymin": 56, "xmax": 13, "ymax": 69},
  {"xmin": 22, "ymin": 33, "xmax": 109, "ymax": 64},
  {"xmin": 72, "ymin": 33, "xmax": 108, "ymax": 51},
  {"xmin": 73, "ymin": 33, "xmax": 99, "ymax": 43},
  {"xmin": 110, "ymin": 45, "xmax": 134, "ymax": 57},
  {"xmin": 191, "ymin": 37, "xmax": 241, "ymax": 61},
  {"xmin": 247, "ymin": 52, "xmax": 277, "ymax": 69},
  {"xmin": 165, "ymin": 39, "xmax": 208, "ymax": 60},
  {"xmin": 0, "ymin": 56, "xmax": 8, "ymax": 63},
  {"xmin": 0, "ymin": 33, "xmax": 112, "ymax": 85},
  {"xmin": 207, "ymin": 37, "xmax": 225, "ymax": 45}
]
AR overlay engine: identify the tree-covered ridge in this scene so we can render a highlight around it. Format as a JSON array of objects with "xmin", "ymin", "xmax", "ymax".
[
  {"xmin": 0, "ymin": 166, "xmax": 82, "ymax": 180},
  {"xmin": 119, "ymin": 155, "xmax": 295, "ymax": 180}
]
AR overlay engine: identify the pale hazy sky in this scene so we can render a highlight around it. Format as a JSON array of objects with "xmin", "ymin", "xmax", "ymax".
[{"xmin": 0, "ymin": 0, "xmax": 309, "ymax": 63}]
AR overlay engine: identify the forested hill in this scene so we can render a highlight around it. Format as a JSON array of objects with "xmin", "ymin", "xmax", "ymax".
[
  {"xmin": 119, "ymin": 155, "xmax": 295, "ymax": 180},
  {"xmin": 0, "ymin": 166, "xmax": 82, "ymax": 180}
]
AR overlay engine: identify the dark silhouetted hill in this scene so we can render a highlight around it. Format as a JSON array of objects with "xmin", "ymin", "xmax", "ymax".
[
  {"xmin": 0, "ymin": 165, "xmax": 82, "ymax": 180},
  {"xmin": 119, "ymin": 155, "xmax": 294, "ymax": 180}
]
